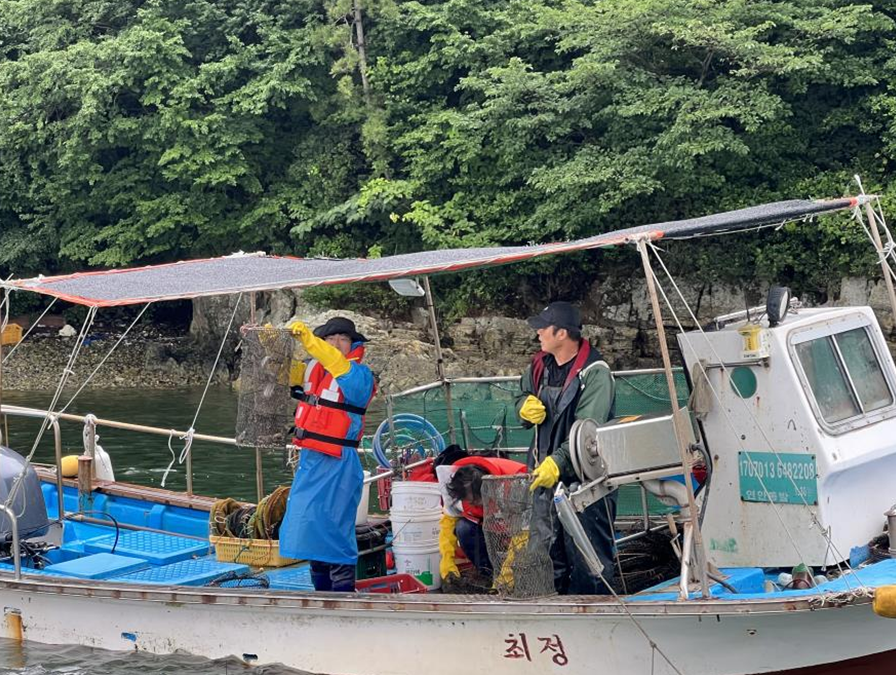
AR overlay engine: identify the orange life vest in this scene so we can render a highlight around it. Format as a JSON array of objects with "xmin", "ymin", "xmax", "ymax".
[
  {"xmin": 292, "ymin": 344, "xmax": 375, "ymax": 458},
  {"xmin": 453, "ymin": 456, "xmax": 527, "ymax": 522}
]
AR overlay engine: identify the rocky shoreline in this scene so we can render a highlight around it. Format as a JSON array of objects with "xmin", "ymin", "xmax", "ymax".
[
  {"xmin": 3, "ymin": 274, "xmax": 895, "ymax": 393},
  {"xmin": 0, "ymin": 330, "xmax": 224, "ymax": 391}
]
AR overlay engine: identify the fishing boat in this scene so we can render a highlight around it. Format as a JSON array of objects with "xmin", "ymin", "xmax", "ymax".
[{"xmin": 2, "ymin": 194, "xmax": 896, "ymax": 675}]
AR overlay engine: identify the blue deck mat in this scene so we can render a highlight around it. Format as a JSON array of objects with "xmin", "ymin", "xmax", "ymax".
[
  {"xmin": 631, "ymin": 558, "xmax": 896, "ymax": 602},
  {"xmin": 44, "ymin": 553, "xmax": 147, "ymax": 579},
  {"xmin": 110, "ymin": 558, "xmax": 250, "ymax": 586},
  {"xmin": 84, "ymin": 531, "xmax": 212, "ymax": 565},
  {"xmin": 264, "ymin": 564, "xmax": 313, "ymax": 591}
]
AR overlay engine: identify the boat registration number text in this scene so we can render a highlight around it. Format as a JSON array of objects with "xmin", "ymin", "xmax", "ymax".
[{"xmin": 738, "ymin": 452, "xmax": 818, "ymax": 505}]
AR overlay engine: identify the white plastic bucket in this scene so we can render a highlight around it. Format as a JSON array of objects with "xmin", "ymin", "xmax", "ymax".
[
  {"xmin": 390, "ymin": 509, "xmax": 441, "ymax": 547},
  {"xmin": 356, "ymin": 471, "xmax": 371, "ymax": 525},
  {"xmin": 393, "ymin": 543, "xmax": 441, "ymax": 590},
  {"xmin": 391, "ymin": 481, "xmax": 442, "ymax": 512}
]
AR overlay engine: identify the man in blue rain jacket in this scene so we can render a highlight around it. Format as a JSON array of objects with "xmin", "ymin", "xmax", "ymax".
[{"xmin": 279, "ymin": 317, "xmax": 376, "ymax": 592}]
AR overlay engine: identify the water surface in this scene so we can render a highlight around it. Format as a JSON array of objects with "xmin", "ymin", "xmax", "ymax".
[
  {"xmin": 0, "ymin": 638, "xmax": 306, "ymax": 674},
  {"xmin": 1, "ymin": 387, "xmax": 384, "ymax": 502}
]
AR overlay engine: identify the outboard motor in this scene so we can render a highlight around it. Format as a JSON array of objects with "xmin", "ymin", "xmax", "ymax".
[{"xmin": 0, "ymin": 445, "xmax": 49, "ymax": 544}]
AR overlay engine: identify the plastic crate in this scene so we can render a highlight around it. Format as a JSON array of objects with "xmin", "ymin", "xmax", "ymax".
[
  {"xmin": 356, "ymin": 573, "xmax": 427, "ymax": 594},
  {"xmin": 209, "ymin": 535, "xmax": 298, "ymax": 568},
  {"xmin": 1, "ymin": 324, "xmax": 22, "ymax": 346}
]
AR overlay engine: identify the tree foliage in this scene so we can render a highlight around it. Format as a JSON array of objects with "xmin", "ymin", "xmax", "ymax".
[{"xmin": 0, "ymin": 0, "xmax": 894, "ymax": 311}]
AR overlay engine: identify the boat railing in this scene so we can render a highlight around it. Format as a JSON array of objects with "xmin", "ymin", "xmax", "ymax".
[
  {"xmin": 0, "ymin": 503, "xmax": 21, "ymax": 580},
  {"xmin": 0, "ymin": 403, "xmax": 245, "ymax": 509},
  {"xmin": 0, "ymin": 366, "xmax": 686, "ymax": 536}
]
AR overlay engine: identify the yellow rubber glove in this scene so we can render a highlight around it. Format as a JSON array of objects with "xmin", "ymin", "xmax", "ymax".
[
  {"xmin": 289, "ymin": 320, "xmax": 350, "ymax": 378},
  {"xmin": 289, "ymin": 320, "xmax": 311, "ymax": 341},
  {"xmin": 438, "ymin": 514, "xmax": 460, "ymax": 580},
  {"xmin": 493, "ymin": 531, "xmax": 529, "ymax": 590},
  {"xmin": 288, "ymin": 359, "xmax": 307, "ymax": 387},
  {"xmin": 519, "ymin": 395, "xmax": 546, "ymax": 425},
  {"xmin": 530, "ymin": 456, "xmax": 559, "ymax": 492}
]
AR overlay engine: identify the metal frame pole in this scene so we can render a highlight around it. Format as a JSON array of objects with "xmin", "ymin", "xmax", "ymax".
[
  {"xmin": 186, "ymin": 452, "xmax": 194, "ymax": 495},
  {"xmin": 636, "ymin": 237, "xmax": 711, "ymax": 599},
  {"xmin": 51, "ymin": 419, "xmax": 64, "ymax": 520},
  {"xmin": 250, "ymin": 291, "xmax": 260, "ymax": 501},
  {"xmin": 86, "ymin": 417, "xmax": 97, "ymax": 480},
  {"xmin": 0, "ymin": 505, "xmax": 20, "ymax": 579},
  {"xmin": 385, "ymin": 393, "xmax": 398, "ymax": 462},
  {"xmin": 255, "ymin": 447, "xmax": 264, "ymax": 503},
  {"xmin": 421, "ymin": 276, "xmax": 456, "ymax": 445}
]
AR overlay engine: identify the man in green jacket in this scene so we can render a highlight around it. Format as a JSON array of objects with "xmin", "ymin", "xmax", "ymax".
[{"xmin": 516, "ymin": 301, "xmax": 617, "ymax": 595}]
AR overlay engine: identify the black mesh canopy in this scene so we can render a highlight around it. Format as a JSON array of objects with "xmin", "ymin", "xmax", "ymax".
[{"xmin": 5, "ymin": 197, "xmax": 859, "ymax": 306}]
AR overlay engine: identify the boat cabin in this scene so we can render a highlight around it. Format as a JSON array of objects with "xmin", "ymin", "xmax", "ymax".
[{"xmin": 679, "ymin": 304, "xmax": 896, "ymax": 568}]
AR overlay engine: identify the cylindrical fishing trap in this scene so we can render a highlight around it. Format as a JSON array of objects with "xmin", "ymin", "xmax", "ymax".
[
  {"xmin": 235, "ymin": 327, "xmax": 296, "ymax": 449},
  {"xmin": 481, "ymin": 475, "xmax": 556, "ymax": 599}
]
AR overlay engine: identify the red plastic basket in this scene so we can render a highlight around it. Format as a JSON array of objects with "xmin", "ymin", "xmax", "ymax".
[{"xmin": 356, "ymin": 573, "xmax": 428, "ymax": 594}]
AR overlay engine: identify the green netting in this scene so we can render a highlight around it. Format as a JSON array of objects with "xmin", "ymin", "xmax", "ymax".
[
  {"xmin": 614, "ymin": 370, "xmax": 690, "ymax": 417},
  {"xmin": 390, "ymin": 380, "xmax": 530, "ymax": 452}
]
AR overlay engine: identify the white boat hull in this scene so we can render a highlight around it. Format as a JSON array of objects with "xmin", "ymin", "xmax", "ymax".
[{"xmin": 2, "ymin": 577, "xmax": 895, "ymax": 674}]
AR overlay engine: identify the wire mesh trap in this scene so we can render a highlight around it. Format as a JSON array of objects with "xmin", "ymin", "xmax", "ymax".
[
  {"xmin": 235, "ymin": 326, "xmax": 297, "ymax": 449},
  {"xmin": 481, "ymin": 475, "xmax": 556, "ymax": 599}
]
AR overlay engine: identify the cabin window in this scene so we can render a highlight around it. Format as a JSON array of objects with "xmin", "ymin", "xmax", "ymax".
[{"xmin": 794, "ymin": 327, "xmax": 893, "ymax": 424}]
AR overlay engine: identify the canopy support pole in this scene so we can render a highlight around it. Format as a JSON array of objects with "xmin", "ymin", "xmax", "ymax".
[
  {"xmin": 864, "ymin": 203, "xmax": 896, "ymax": 329},
  {"xmin": 636, "ymin": 237, "xmax": 711, "ymax": 600},
  {"xmin": 422, "ymin": 276, "xmax": 456, "ymax": 445},
  {"xmin": 250, "ymin": 291, "xmax": 263, "ymax": 501}
]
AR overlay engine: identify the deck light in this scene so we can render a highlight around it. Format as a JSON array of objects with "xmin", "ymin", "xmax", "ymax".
[
  {"xmin": 388, "ymin": 278, "xmax": 426, "ymax": 297},
  {"xmin": 766, "ymin": 286, "xmax": 791, "ymax": 327}
]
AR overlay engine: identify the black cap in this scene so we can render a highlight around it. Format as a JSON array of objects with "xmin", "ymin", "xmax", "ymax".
[
  {"xmin": 313, "ymin": 317, "xmax": 369, "ymax": 343},
  {"xmin": 527, "ymin": 301, "xmax": 582, "ymax": 332}
]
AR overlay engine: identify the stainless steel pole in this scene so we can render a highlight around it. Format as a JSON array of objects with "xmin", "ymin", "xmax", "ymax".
[{"xmin": 0, "ymin": 505, "xmax": 20, "ymax": 580}]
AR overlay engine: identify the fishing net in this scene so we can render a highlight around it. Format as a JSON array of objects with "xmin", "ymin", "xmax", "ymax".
[
  {"xmin": 481, "ymin": 475, "xmax": 556, "ymax": 599},
  {"xmin": 235, "ymin": 326, "xmax": 296, "ymax": 449},
  {"xmin": 611, "ymin": 530, "xmax": 680, "ymax": 595}
]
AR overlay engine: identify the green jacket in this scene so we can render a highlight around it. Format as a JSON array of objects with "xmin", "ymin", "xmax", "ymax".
[{"xmin": 515, "ymin": 344, "xmax": 615, "ymax": 483}]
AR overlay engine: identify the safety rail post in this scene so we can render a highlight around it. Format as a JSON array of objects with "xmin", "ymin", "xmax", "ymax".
[
  {"xmin": 85, "ymin": 417, "xmax": 97, "ymax": 480},
  {"xmin": 186, "ymin": 449, "xmax": 194, "ymax": 496},
  {"xmin": 77, "ymin": 455, "xmax": 93, "ymax": 513},
  {"xmin": 0, "ymin": 504, "xmax": 21, "ymax": 580},
  {"xmin": 50, "ymin": 417, "xmax": 64, "ymax": 521}
]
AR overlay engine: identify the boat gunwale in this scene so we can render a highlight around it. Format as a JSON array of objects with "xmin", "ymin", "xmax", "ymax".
[{"xmin": 0, "ymin": 572, "xmax": 873, "ymax": 617}]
